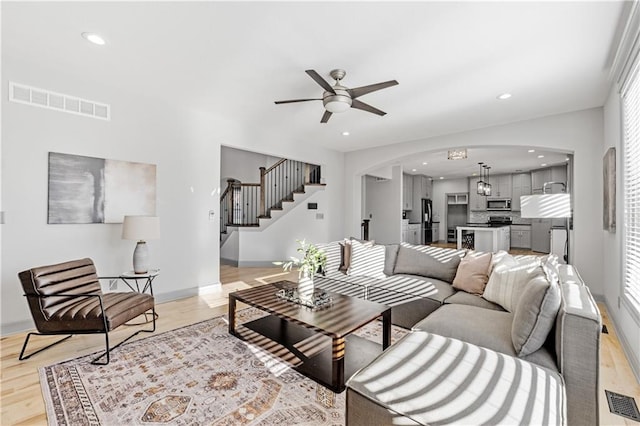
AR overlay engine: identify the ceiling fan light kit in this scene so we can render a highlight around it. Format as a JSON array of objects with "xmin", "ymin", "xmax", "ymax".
[{"xmin": 275, "ymin": 68, "xmax": 398, "ymax": 123}]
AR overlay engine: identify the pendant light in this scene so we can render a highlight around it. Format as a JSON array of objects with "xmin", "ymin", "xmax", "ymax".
[
  {"xmin": 484, "ymin": 166, "xmax": 492, "ymax": 196},
  {"xmin": 476, "ymin": 162, "xmax": 485, "ymax": 194}
]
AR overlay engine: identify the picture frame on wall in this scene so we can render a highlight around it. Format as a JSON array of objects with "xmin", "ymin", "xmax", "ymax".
[
  {"xmin": 48, "ymin": 152, "xmax": 157, "ymax": 224},
  {"xmin": 603, "ymin": 147, "xmax": 616, "ymax": 232}
]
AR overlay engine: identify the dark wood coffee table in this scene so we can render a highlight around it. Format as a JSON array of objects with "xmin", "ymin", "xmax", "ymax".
[{"xmin": 228, "ymin": 280, "xmax": 391, "ymax": 392}]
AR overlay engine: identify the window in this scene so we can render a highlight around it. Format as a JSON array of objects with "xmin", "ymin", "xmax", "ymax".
[{"xmin": 622, "ymin": 63, "xmax": 640, "ymax": 316}]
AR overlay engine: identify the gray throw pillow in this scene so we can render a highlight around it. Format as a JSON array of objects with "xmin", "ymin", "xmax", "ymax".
[
  {"xmin": 383, "ymin": 244, "xmax": 400, "ymax": 276},
  {"xmin": 393, "ymin": 244, "xmax": 463, "ymax": 283},
  {"xmin": 511, "ymin": 272, "xmax": 561, "ymax": 356}
]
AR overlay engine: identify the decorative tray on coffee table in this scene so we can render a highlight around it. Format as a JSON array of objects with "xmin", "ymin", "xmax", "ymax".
[{"xmin": 276, "ymin": 288, "xmax": 332, "ymax": 309}]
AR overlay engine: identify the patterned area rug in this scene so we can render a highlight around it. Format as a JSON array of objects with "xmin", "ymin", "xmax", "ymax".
[{"xmin": 40, "ymin": 308, "xmax": 407, "ymax": 425}]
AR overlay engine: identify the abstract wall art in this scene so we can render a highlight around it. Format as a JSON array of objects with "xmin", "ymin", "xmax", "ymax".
[
  {"xmin": 48, "ymin": 152, "xmax": 156, "ymax": 224},
  {"xmin": 603, "ymin": 147, "xmax": 616, "ymax": 232}
]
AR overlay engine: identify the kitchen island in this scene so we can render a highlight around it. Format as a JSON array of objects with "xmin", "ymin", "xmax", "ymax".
[{"xmin": 456, "ymin": 225, "xmax": 510, "ymax": 252}]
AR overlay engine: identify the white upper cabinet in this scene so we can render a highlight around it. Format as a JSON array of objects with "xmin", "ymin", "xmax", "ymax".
[
  {"xmin": 468, "ymin": 177, "xmax": 487, "ymax": 211},
  {"xmin": 403, "ymin": 173, "xmax": 413, "ymax": 210},
  {"xmin": 487, "ymin": 174, "xmax": 512, "ymax": 199},
  {"xmin": 511, "ymin": 173, "xmax": 532, "ymax": 211}
]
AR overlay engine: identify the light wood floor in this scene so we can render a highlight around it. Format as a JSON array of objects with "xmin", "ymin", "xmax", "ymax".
[{"xmin": 1, "ymin": 265, "xmax": 639, "ymax": 425}]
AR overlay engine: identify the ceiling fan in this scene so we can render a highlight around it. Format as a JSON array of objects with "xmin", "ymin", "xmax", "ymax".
[{"xmin": 275, "ymin": 69, "xmax": 398, "ymax": 123}]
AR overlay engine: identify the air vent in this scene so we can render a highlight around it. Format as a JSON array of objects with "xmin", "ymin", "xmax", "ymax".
[
  {"xmin": 9, "ymin": 82, "xmax": 110, "ymax": 121},
  {"xmin": 375, "ymin": 177, "xmax": 389, "ymax": 182},
  {"xmin": 605, "ymin": 390, "xmax": 640, "ymax": 421}
]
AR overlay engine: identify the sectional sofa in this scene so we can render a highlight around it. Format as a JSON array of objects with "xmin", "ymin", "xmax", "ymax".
[{"xmin": 313, "ymin": 240, "xmax": 602, "ymax": 426}]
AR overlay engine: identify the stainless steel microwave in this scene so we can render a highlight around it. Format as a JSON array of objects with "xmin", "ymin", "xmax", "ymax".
[{"xmin": 487, "ymin": 198, "xmax": 512, "ymax": 211}]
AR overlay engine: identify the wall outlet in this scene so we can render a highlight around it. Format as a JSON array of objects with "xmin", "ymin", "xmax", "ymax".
[
  {"xmin": 209, "ymin": 210, "xmax": 215, "ymax": 221},
  {"xmin": 109, "ymin": 279, "xmax": 118, "ymax": 290}
]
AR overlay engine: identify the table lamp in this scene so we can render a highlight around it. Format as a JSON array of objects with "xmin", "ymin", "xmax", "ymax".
[
  {"xmin": 520, "ymin": 182, "xmax": 571, "ymax": 263},
  {"xmin": 122, "ymin": 215, "xmax": 160, "ymax": 274}
]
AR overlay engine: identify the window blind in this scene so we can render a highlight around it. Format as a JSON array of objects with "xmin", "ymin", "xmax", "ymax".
[{"xmin": 623, "ymin": 62, "xmax": 640, "ymax": 315}]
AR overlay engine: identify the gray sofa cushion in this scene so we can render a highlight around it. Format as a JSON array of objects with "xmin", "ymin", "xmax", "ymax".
[
  {"xmin": 393, "ymin": 244, "xmax": 463, "ymax": 283},
  {"xmin": 346, "ymin": 331, "xmax": 566, "ymax": 426},
  {"xmin": 413, "ymin": 304, "xmax": 557, "ymax": 371},
  {"xmin": 444, "ymin": 291, "xmax": 504, "ymax": 311},
  {"xmin": 512, "ymin": 272, "xmax": 561, "ymax": 356}
]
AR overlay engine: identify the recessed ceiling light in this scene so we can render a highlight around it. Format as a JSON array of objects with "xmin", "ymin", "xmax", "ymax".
[
  {"xmin": 439, "ymin": 177, "xmax": 444, "ymax": 180},
  {"xmin": 528, "ymin": 149, "xmax": 535, "ymax": 153},
  {"xmin": 497, "ymin": 93, "xmax": 512, "ymax": 100},
  {"xmin": 565, "ymin": 157, "xmax": 570, "ymax": 161},
  {"xmin": 342, "ymin": 131, "xmax": 350, "ymax": 136},
  {"xmin": 422, "ymin": 162, "xmax": 428, "ymax": 165},
  {"xmin": 537, "ymin": 155, "xmax": 544, "ymax": 159},
  {"xmin": 541, "ymin": 163, "xmax": 547, "ymax": 167},
  {"xmin": 82, "ymin": 32, "xmax": 106, "ymax": 45},
  {"xmin": 472, "ymin": 172, "xmax": 477, "ymax": 176},
  {"xmin": 412, "ymin": 169, "xmax": 417, "ymax": 172}
]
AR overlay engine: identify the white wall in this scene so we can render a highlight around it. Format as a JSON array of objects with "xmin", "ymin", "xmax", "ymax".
[
  {"xmin": 1, "ymin": 55, "xmax": 223, "ymax": 334},
  {"xmin": 220, "ymin": 146, "xmax": 269, "ymax": 186},
  {"xmin": 364, "ymin": 168, "xmax": 403, "ymax": 244},
  {"xmin": 1, "ymin": 55, "xmax": 346, "ymax": 334},
  {"xmin": 345, "ymin": 108, "xmax": 605, "ymax": 297},
  {"xmin": 431, "ymin": 178, "xmax": 468, "ymax": 241},
  {"xmin": 602, "ymin": 86, "xmax": 640, "ymax": 380},
  {"xmin": 232, "ymin": 189, "xmax": 337, "ymax": 266}
]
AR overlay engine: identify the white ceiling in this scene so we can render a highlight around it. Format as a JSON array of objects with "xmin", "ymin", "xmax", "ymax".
[
  {"xmin": 392, "ymin": 146, "xmax": 571, "ymax": 180},
  {"xmin": 2, "ymin": 1, "xmax": 626, "ymax": 156}
]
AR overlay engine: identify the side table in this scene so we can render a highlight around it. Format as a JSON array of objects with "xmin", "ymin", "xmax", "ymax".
[{"xmin": 99, "ymin": 269, "xmax": 160, "ymax": 324}]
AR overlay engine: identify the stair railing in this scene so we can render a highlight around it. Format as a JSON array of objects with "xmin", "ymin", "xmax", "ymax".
[
  {"xmin": 260, "ymin": 159, "xmax": 321, "ymax": 218},
  {"xmin": 220, "ymin": 159, "xmax": 321, "ymax": 235}
]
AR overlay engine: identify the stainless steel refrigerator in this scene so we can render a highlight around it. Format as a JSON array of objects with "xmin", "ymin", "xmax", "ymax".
[{"xmin": 421, "ymin": 199, "xmax": 433, "ymax": 244}]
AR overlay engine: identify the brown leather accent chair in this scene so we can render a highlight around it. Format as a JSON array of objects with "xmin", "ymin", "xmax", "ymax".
[{"xmin": 18, "ymin": 258, "xmax": 155, "ymax": 364}]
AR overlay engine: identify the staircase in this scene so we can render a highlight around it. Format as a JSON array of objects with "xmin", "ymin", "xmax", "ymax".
[{"xmin": 220, "ymin": 159, "xmax": 324, "ymax": 244}]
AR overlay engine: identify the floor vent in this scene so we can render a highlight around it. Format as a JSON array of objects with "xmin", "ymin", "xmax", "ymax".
[
  {"xmin": 602, "ymin": 324, "xmax": 609, "ymax": 334},
  {"xmin": 605, "ymin": 390, "xmax": 640, "ymax": 421},
  {"xmin": 9, "ymin": 82, "xmax": 110, "ymax": 121}
]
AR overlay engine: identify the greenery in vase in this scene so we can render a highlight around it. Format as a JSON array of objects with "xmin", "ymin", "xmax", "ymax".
[{"xmin": 283, "ymin": 239, "xmax": 327, "ymax": 278}]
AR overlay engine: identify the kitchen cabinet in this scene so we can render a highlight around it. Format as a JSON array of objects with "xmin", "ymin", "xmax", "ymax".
[
  {"xmin": 409, "ymin": 175, "xmax": 433, "ymax": 222},
  {"xmin": 550, "ymin": 166, "xmax": 567, "ymax": 192},
  {"xmin": 487, "ymin": 174, "xmax": 512, "ymax": 199},
  {"xmin": 468, "ymin": 178, "xmax": 487, "ymax": 211},
  {"xmin": 531, "ymin": 165, "xmax": 567, "ymax": 194},
  {"xmin": 432, "ymin": 222, "xmax": 440, "ymax": 243},
  {"xmin": 403, "ymin": 223, "xmax": 421, "ymax": 244},
  {"xmin": 531, "ymin": 219, "xmax": 551, "ymax": 253},
  {"xmin": 403, "ymin": 173, "xmax": 413, "ymax": 210},
  {"xmin": 511, "ymin": 173, "xmax": 532, "ymax": 211},
  {"xmin": 510, "ymin": 225, "xmax": 531, "ymax": 249},
  {"xmin": 447, "ymin": 193, "xmax": 468, "ymax": 204},
  {"xmin": 531, "ymin": 168, "xmax": 552, "ymax": 193}
]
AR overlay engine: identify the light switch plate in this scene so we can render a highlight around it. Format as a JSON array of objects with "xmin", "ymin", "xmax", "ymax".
[
  {"xmin": 209, "ymin": 210, "xmax": 215, "ymax": 221},
  {"xmin": 0, "ymin": 211, "xmax": 4, "ymax": 224},
  {"xmin": 316, "ymin": 213, "xmax": 324, "ymax": 220}
]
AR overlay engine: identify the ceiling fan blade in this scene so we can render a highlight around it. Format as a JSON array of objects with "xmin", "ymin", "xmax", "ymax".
[
  {"xmin": 351, "ymin": 99, "xmax": 386, "ymax": 116},
  {"xmin": 306, "ymin": 70, "xmax": 336, "ymax": 94},
  {"xmin": 348, "ymin": 80, "xmax": 399, "ymax": 99},
  {"xmin": 320, "ymin": 110, "xmax": 332, "ymax": 123},
  {"xmin": 274, "ymin": 98, "xmax": 321, "ymax": 104}
]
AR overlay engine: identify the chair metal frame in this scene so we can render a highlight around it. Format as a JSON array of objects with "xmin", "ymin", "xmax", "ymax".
[{"xmin": 19, "ymin": 292, "xmax": 156, "ymax": 365}]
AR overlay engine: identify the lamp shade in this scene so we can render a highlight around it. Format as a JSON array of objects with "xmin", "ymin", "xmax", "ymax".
[
  {"xmin": 122, "ymin": 216, "xmax": 160, "ymax": 241},
  {"xmin": 520, "ymin": 194, "xmax": 571, "ymax": 218}
]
